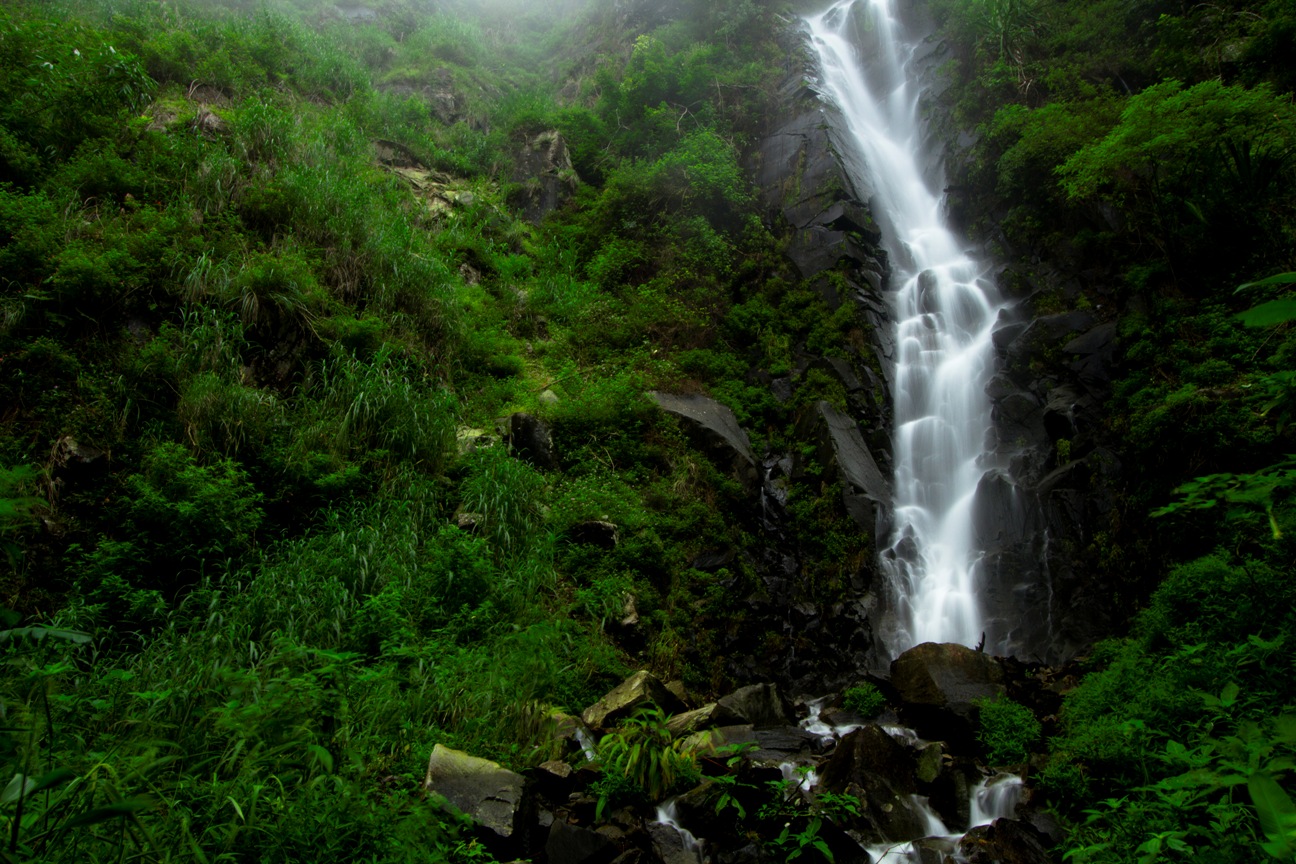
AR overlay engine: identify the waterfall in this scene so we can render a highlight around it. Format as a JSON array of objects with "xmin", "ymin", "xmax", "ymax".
[{"xmin": 805, "ymin": 0, "xmax": 1008, "ymax": 657}]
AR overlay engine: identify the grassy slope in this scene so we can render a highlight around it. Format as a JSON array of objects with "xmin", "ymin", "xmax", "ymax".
[{"xmin": 0, "ymin": 0, "xmax": 879, "ymax": 859}]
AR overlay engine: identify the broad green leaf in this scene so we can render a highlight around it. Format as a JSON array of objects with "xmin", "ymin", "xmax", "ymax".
[
  {"xmin": 1, "ymin": 773, "xmax": 35, "ymax": 805},
  {"xmin": 1248, "ymin": 772, "xmax": 1296, "ymax": 858},
  {"xmin": 1237, "ymin": 299, "xmax": 1296, "ymax": 327},
  {"xmin": 61, "ymin": 795, "xmax": 157, "ymax": 828},
  {"xmin": 0, "ymin": 626, "xmax": 91, "ymax": 645},
  {"xmin": 1221, "ymin": 682, "xmax": 1241, "ymax": 707},
  {"xmin": 1236, "ymin": 272, "xmax": 1296, "ymax": 292}
]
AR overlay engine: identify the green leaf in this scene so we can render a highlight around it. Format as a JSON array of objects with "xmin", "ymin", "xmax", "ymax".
[
  {"xmin": 0, "ymin": 626, "xmax": 91, "ymax": 645},
  {"xmin": 61, "ymin": 795, "xmax": 157, "ymax": 829},
  {"xmin": 1236, "ymin": 299, "xmax": 1296, "ymax": 328},
  {"xmin": 1236, "ymin": 272, "xmax": 1296, "ymax": 293},
  {"xmin": 1248, "ymin": 772, "xmax": 1296, "ymax": 858}
]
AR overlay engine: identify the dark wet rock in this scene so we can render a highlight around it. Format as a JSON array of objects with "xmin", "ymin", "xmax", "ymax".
[
  {"xmin": 913, "ymin": 837, "xmax": 960, "ymax": 864},
  {"xmin": 510, "ymin": 130, "xmax": 579, "ymax": 223},
  {"xmin": 1004, "ymin": 312, "xmax": 1096, "ymax": 370},
  {"xmin": 712, "ymin": 683, "xmax": 791, "ymax": 729},
  {"xmin": 649, "ymin": 392, "xmax": 759, "ymax": 492},
  {"xmin": 690, "ymin": 548, "xmax": 736, "ymax": 570},
  {"xmin": 582, "ymin": 671, "xmax": 684, "ymax": 731},
  {"xmin": 958, "ymin": 818, "xmax": 1054, "ymax": 864},
  {"xmin": 818, "ymin": 724, "xmax": 918, "ymax": 795},
  {"xmin": 797, "ymin": 401, "xmax": 891, "ymax": 532},
  {"xmin": 423, "ymin": 745, "xmax": 527, "ymax": 844},
  {"xmin": 666, "ymin": 704, "xmax": 716, "ymax": 737},
  {"xmin": 973, "ymin": 471, "xmax": 1042, "ymax": 550},
  {"xmin": 506, "ymin": 412, "xmax": 557, "ymax": 469},
  {"xmin": 891, "ymin": 643, "xmax": 1006, "ymax": 738},
  {"xmin": 547, "ymin": 820, "xmax": 618, "ymax": 864},
  {"xmin": 569, "ymin": 520, "xmax": 619, "ymax": 548},
  {"xmin": 373, "ymin": 138, "xmax": 424, "ymax": 169},
  {"xmin": 646, "ymin": 821, "xmax": 702, "ymax": 864},
  {"xmin": 1063, "ymin": 322, "xmax": 1117, "ymax": 391},
  {"xmin": 749, "ymin": 726, "xmax": 820, "ymax": 761}
]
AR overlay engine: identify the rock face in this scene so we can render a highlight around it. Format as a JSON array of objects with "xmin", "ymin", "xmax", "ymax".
[
  {"xmin": 710, "ymin": 683, "xmax": 791, "ymax": 729},
  {"xmin": 423, "ymin": 745, "xmax": 527, "ymax": 845},
  {"xmin": 582, "ymin": 670, "xmax": 684, "ymax": 731},
  {"xmin": 648, "ymin": 392, "xmax": 760, "ymax": 493},
  {"xmin": 817, "ymin": 725, "xmax": 927, "ymax": 842},
  {"xmin": 510, "ymin": 130, "xmax": 579, "ymax": 223},
  {"xmin": 891, "ymin": 643, "xmax": 1006, "ymax": 717},
  {"xmin": 546, "ymin": 821, "xmax": 618, "ymax": 864},
  {"xmin": 959, "ymin": 819, "xmax": 1054, "ymax": 864},
  {"xmin": 506, "ymin": 412, "xmax": 558, "ymax": 469}
]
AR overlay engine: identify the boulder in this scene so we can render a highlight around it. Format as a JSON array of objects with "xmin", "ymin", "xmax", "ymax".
[
  {"xmin": 546, "ymin": 820, "xmax": 618, "ymax": 864},
  {"xmin": 510, "ymin": 130, "xmax": 579, "ymax": 223},
  {"xmin": 646, "ymin": 821, "xmax": 703, "ymax": 864},
  {"xmin": 506, "ymin": 412, "xmax": 557, "ymax": 469},
  {"xmin": 568, "ymin": 520, "xmax": 619, "ymax": 548},
  {"xmin": 890, "ymin": 643, "xmax": 1006, "ymax": 719},
  {"xmin": 710, "ymin": 683, "xmax": 791, "ymax": 729},
  {"xmin": 422, "ymin": 745, "xmax": 527, "ymax": 843},
  {"xmin": 666, "ymin": 704, "xmax": 717, "ymax": 737},
  {"xmin": 648, "ymin": 392, "xmax": 759, "ymax": 492},
  {"xmin": 958, "ymin": 818, "xmax": 1054, "ymax": 864},
  {"xmin": 818, "ymin": 724, "xmax": 918, "ymax": 795},
  {"xmin": 582, "ymin": 671, "xmax": 684, "ymax": 731}
]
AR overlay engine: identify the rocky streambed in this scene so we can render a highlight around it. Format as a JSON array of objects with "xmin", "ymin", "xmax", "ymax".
[{"xmin": 423, "ymin": 643, "xmax": 1064, "ymax": 864}]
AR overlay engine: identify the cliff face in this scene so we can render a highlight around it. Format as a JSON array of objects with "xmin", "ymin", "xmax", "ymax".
[{"xmin": 746, "ymin": 13, "xmax": 1121, "ymax": 669}]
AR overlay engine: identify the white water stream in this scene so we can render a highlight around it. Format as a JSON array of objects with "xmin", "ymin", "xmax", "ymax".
[{"xmin": 806, "ymin": 0, "xmax": 1009, "ymax": 656}]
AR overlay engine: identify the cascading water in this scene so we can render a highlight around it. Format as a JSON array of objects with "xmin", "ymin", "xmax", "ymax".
[{"xmin": 805, "ymin": 0, "xmax": 1008, "ymax": 657}]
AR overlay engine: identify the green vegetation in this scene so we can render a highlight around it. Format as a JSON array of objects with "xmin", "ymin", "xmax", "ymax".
[
  {"xmin": 0, "ymin": 0, "xmax": 876, "ymax": 858},
  {"xmin": 974, "ymin": 697, "xmax": 1040, "ymax": 766},
  {"xmin": 841, "ymin": 683, "xmax": 886, "ymax": 718},
  {"xmin": 930, "ymin": 0, "xmax": 1296, "ymax": 859}
]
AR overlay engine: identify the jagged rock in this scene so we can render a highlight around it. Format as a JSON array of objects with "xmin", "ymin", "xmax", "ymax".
[
  {"xmin": 568, "ymin": 520, "xmax": 619, "ymax": 548},
  {"xmin": 423, "ymin": 745, "xmax": 527, "ymax": 843},
  {"xmin": 665, "ymin": 680, "xmax": 690, "ymax": 706},
  {"xmin": 530, "ymin": 760, "xmax": 576, "ymax": 803},
  {"xmin": 1062, "ymin": 322, "xmax": 1116, "ymax": 390},
  {"xmin": 749, "ymin": 727, "xmax": 820, "ymax": 761},
  {"xmin": 973, "ymin": 471, "xmax": 1042, "ymax": 550},
  {"xmin": 510, "ymin": 130, "xmax": 579, "ymax": 223},
  {"xmin": 711, "ymin": 683, "xmax": 791, "ymax": 729},
  {"xmin": 506, "ymin": 412, "xmax": 557, "ymax": 469},
  {"xmin": 915, "ymin": 740, "xmax": 944, "ymax": 784},
  {"xmin": 819, "ymin": 724, "xmax": 918, "ymax": 795},
  {"xmin": 373, "ymin": 139, "xmax": 424, "ymax": 168},
  {"xmin": 891, "ymin": 643, "xmax": 1005, "ymax": 712},
  {"xmin": 582, "ymin": 671, "xmax": 684, "ymax": 731},
  {"xmin": 648, "ymin": 392, "xmax": 759, "ymax": 492},
  {"xmin": 958, "ymin": 818, "xmax": 1054, "ymax": 864},
  {"xmin": 815, "ymin": 725, "xmax": 930, "ymax": 842},
  {"xmin": 798, "ymin": 400, "xmax": 891, "ymax": 531},
  {"xmin": 646, "ymin": 821, "xmax": 703, "ymax": 864},
  {"xmin": 456, "ymin": 426, "xmax": 496, "ymax": 455},
  {"xmin": 547, "ymin": 820, "xmax": 618, "ymax": 864},
  {"xmin": 666, "ymin": 704, "xmax": 716, "ymax": 737}
]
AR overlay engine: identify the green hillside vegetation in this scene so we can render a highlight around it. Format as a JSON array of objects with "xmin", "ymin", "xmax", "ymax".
[
  {"xmin": 0, "ymin": 0, "xmax": 849, "ymax": 859},
  {"xmin": 930, "ymin": 0, "xmax": 1296, "ymax": 860},
  {"xmin": 2, "ymin": 0, "xmax": 1296, "ymax": 861}
]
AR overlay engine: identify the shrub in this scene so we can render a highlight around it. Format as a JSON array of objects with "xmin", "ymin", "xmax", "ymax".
[
  {"xmin": 842, "ymin": 683, "xmax": 886, "ymax": 718},
  {"xmin": 975, "ymin": 697, "xmax": 1041, "ymax": 765}
]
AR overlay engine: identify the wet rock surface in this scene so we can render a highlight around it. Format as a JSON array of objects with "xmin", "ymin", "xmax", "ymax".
[{"xmin": 422, "ymin": 745, "xmax": 528, "ymax": 846}]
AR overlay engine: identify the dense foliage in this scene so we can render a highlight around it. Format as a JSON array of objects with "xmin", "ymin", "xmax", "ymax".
[
  {"xmin": 929, "ymin": 0, "xmax": 1296, "ymax": 860},
  {"xmin": 0, "ymin": 0, "xmax": 853, "ymax": 859}
]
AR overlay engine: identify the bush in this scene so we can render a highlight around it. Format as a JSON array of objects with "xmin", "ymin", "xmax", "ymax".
[
  {"xmin": 975, "ymin": 697, "xmax": 1041, "ymax": 765},
  {"xmin": 842, "ymin": 683, "xmax": 887, "ymax": 718}
]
